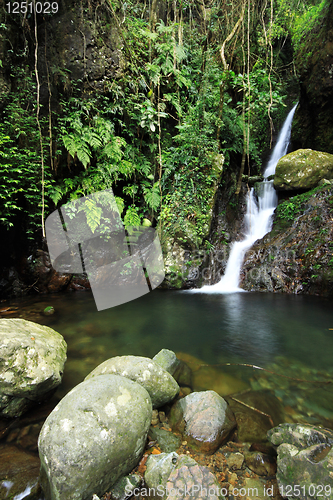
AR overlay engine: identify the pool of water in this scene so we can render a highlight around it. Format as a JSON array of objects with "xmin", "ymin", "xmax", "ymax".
[{"xmin": 3, "ymin": 289, "xmax": 333, "ymax": 426}]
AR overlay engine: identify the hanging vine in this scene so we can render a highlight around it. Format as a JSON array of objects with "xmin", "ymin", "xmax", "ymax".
[{"xmin": 33, "ymin": 1, "xmax": 45, "ymax": 237}]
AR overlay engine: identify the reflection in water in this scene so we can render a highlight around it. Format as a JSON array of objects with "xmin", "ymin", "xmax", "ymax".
[{"xmin": 219, "ymin": 293, "xmax": 279, "ymax": 365}]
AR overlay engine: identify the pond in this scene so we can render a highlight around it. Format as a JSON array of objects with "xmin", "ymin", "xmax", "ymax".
[{"xmin": 3, "ymin": 288, "xmax": 333, "ymax": 427}]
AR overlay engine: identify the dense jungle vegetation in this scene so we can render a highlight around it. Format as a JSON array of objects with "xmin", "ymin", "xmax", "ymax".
[{"xmin": 0, "ymin": 0, "xmax": 330, "ymax": 252}]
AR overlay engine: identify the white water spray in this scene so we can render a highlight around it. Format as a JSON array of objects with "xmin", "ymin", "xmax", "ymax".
[{"xmin": 196, "ymin": 103, "xmax": 298, "ymax": 294}]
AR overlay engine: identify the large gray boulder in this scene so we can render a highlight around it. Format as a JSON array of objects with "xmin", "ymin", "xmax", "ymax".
[
  {"xmin": 169, "ymin": 391, "xmax": 236, "ymax": 454},
  {"xmin": 38, "ymin": 374, "xmax": 152, "ymax": 500},
  {"xmin": 0, "ymin": 318, "xmax": 67, "ymax": 417},
  {"xmin": 268, "ymin": 423, "xmax": 333, "ymax": 500},
  {"xmin": 274, "ymin": 149, "xmax": 333, "ymax": 191},
  {"xmin": 85, "ymin": 355, "xmax": 179, "ymax": 407}
]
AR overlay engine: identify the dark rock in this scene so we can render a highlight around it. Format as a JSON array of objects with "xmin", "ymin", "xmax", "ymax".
[
  {"xmin": 241, "ymin": 184, "xmax": 333, "ymax": 297},
  {"xmin": 169, "ymin": 390, "xmax": 236, "ymax": 454},
  {"xmin": 292, "ymin": 0, "xmax": 333, "ymax": 154},
  {"xmin": 244, "ymin": 451, "xmax": 277, "ymax": 476},
  {"xmin": 0, "ymin": 445, "xmax": 41, "ymax": 500},
  {"xmin": 47, "ymin": 270, "xmax": 72, "ymax": 293}
]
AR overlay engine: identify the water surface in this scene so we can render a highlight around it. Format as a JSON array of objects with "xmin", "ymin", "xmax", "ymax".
[{"xmin": 4, "ymin": 289, "xmax": 333, "ymax": 425}]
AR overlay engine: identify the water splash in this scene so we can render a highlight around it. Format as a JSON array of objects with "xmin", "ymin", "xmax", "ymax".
[{"xmin": 194, "ymin": 103, "xmax": 298, "ymax": 294}]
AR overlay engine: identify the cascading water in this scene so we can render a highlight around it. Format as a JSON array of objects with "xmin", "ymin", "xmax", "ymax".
[{"xmin": 196, "ymin": 103, "xmax": 298, "ymax": 294}]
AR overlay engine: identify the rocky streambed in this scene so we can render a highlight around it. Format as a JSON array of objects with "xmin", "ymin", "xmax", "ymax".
[{"xmin": 0, "ymin": 319, "xmax": 333, "ymax": 500}]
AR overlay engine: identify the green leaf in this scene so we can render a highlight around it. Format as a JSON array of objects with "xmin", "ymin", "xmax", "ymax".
[{"xmin": 84, "ymin": 198, "xmax": 102, "ymax": 233}]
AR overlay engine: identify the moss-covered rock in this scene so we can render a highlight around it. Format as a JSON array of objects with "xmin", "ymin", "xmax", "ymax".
[
  {"xmin": 292, "ymin": 0, "xmax": 333, "ymax": 153},
  {"xmin": 274, "ymin": 149, "xmax": 333, "ymax": 191},
  {"xmin": 268, "ymin": 424, "xmax": 333, "ymax": 500},
  {"xmin": 0, "ymin": 319, "xmax": 67, "ymax": 417},
  {"xmin": 85, "ymin": 355, "xmax": 179, "ymax": 408}
]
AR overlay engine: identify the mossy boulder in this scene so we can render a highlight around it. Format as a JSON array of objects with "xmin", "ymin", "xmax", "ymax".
[
  {"xmin": 85, "ymin": 355, "xmax": 179, "ymax": 408},
  {"xmin": 274, "ymin": 149, "xmax": 333, "ymax": 191},
  {"xmin": 0, "ymin": 319, "xmax": 67, "ymax": 417},
  {"xmin": 268, "ymin": 424, "xmax": 333, "ymax": 500}
]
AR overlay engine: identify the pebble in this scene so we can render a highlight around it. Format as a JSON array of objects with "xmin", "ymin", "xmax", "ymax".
[{"xmin": 227, "ymin": 452, "xmax": 244, "ymax": 470}]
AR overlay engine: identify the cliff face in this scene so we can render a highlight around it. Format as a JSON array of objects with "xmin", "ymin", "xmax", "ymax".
[
  {"xmin": 292, "ymin": 0, "xmax": 333, "ymax": 154},
  {"xmin": 0, "ymin": 2, "xmax": 123, "ymax": 109},
  {"xmin": 240, "ymin": 184, "xmax": 333, "ymax": 297}
]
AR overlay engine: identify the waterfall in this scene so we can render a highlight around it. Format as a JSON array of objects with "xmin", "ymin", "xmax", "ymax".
[{"xmin": 195, "ymin": 103, "xmax": 298, "ymax": 294}]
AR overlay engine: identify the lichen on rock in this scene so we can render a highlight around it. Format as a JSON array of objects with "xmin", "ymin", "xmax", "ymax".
[{"xmin": 0, "ymin": 318, "xmax": 67, "ymax": 417}]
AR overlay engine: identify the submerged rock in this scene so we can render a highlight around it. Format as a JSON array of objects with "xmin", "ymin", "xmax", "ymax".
[
  {"xmin": 244, "ymin": 451, "xmax": 276, "ymax": 476},
  {"xmin": 85, "ymin": 355, "xmax": 179, "ymax": 408},
  {"xmin": 176, "ymin": 352, "xmax": 249, "ymax": 395},
  {"xmin": 0, "ymin": 319, "xmax": 67, "ymax": 417},
  {"xmin": 169, "ymin": 390, "xmax": 236, "ymax": 454},
  {"xmin": 226, "ymin": 390, "xmax": 285, "ymax": 443},
  {"xmin": 268, "ymin": 423, "xmax": 333, "ymax": 499},
  {"xmin": 274, "ymin": 149, "xmax": 333, "ymax": 191},
  {"xmin": 38, "ymin": 374, "xmax": 152, "ymax": 500}
]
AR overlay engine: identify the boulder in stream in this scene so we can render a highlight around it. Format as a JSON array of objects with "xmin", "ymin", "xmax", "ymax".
[
  {"xmin": 38, "ymin": 374, "xmax": 152, "ymax": 500},
  {"xmin": 169, "ymin": 390, "xmax": 236, "ymax": 454},
  {"xmin": 85, "ymin": 355, "xmax": 179, "ymax": 408},
  {"xmin": 268, "ymin": 423, "xmax": 333, "ymax": 500},
  {"xmin": 0, "ymin": 319, "xmax": 67, "ymax": 417}
]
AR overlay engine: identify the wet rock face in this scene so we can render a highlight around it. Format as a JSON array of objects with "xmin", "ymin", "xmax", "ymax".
[
  {"xmin": 268, "ymin": 424, "xmax": 333, "ymax": 500},
  {"xmin": 241, "ymin": 184, "xmax": 333, "ymax": 297},
  {"xmin": 0, "ymin": 319, "xmax": 67, "ymax": 417},
  {"xmin": 169, "ymin": 391, "xmax": 236, "ymax": 454},
  {"xmin": 292, "ymin": 1, "xmax": 333, "ymax": 154},
  {"xmin": 274, "ymin": 149, "xmax": 333, "ymax": 191},
  {"xmin": 38, "ymin": 374, "xmax": 152, "ymax": 500}
]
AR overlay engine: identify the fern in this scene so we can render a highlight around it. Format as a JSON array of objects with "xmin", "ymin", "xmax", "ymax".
[
  {"xmin": 124, "ymin": 206, "xmax": 141, "ymax": 228},
  {"xmin": 143, "ymin": 181, "xmax": 161, "ymax": 211},
  {"xmin": 84, "ymin": 198, "xmax": 102, "ymax": 234}
]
